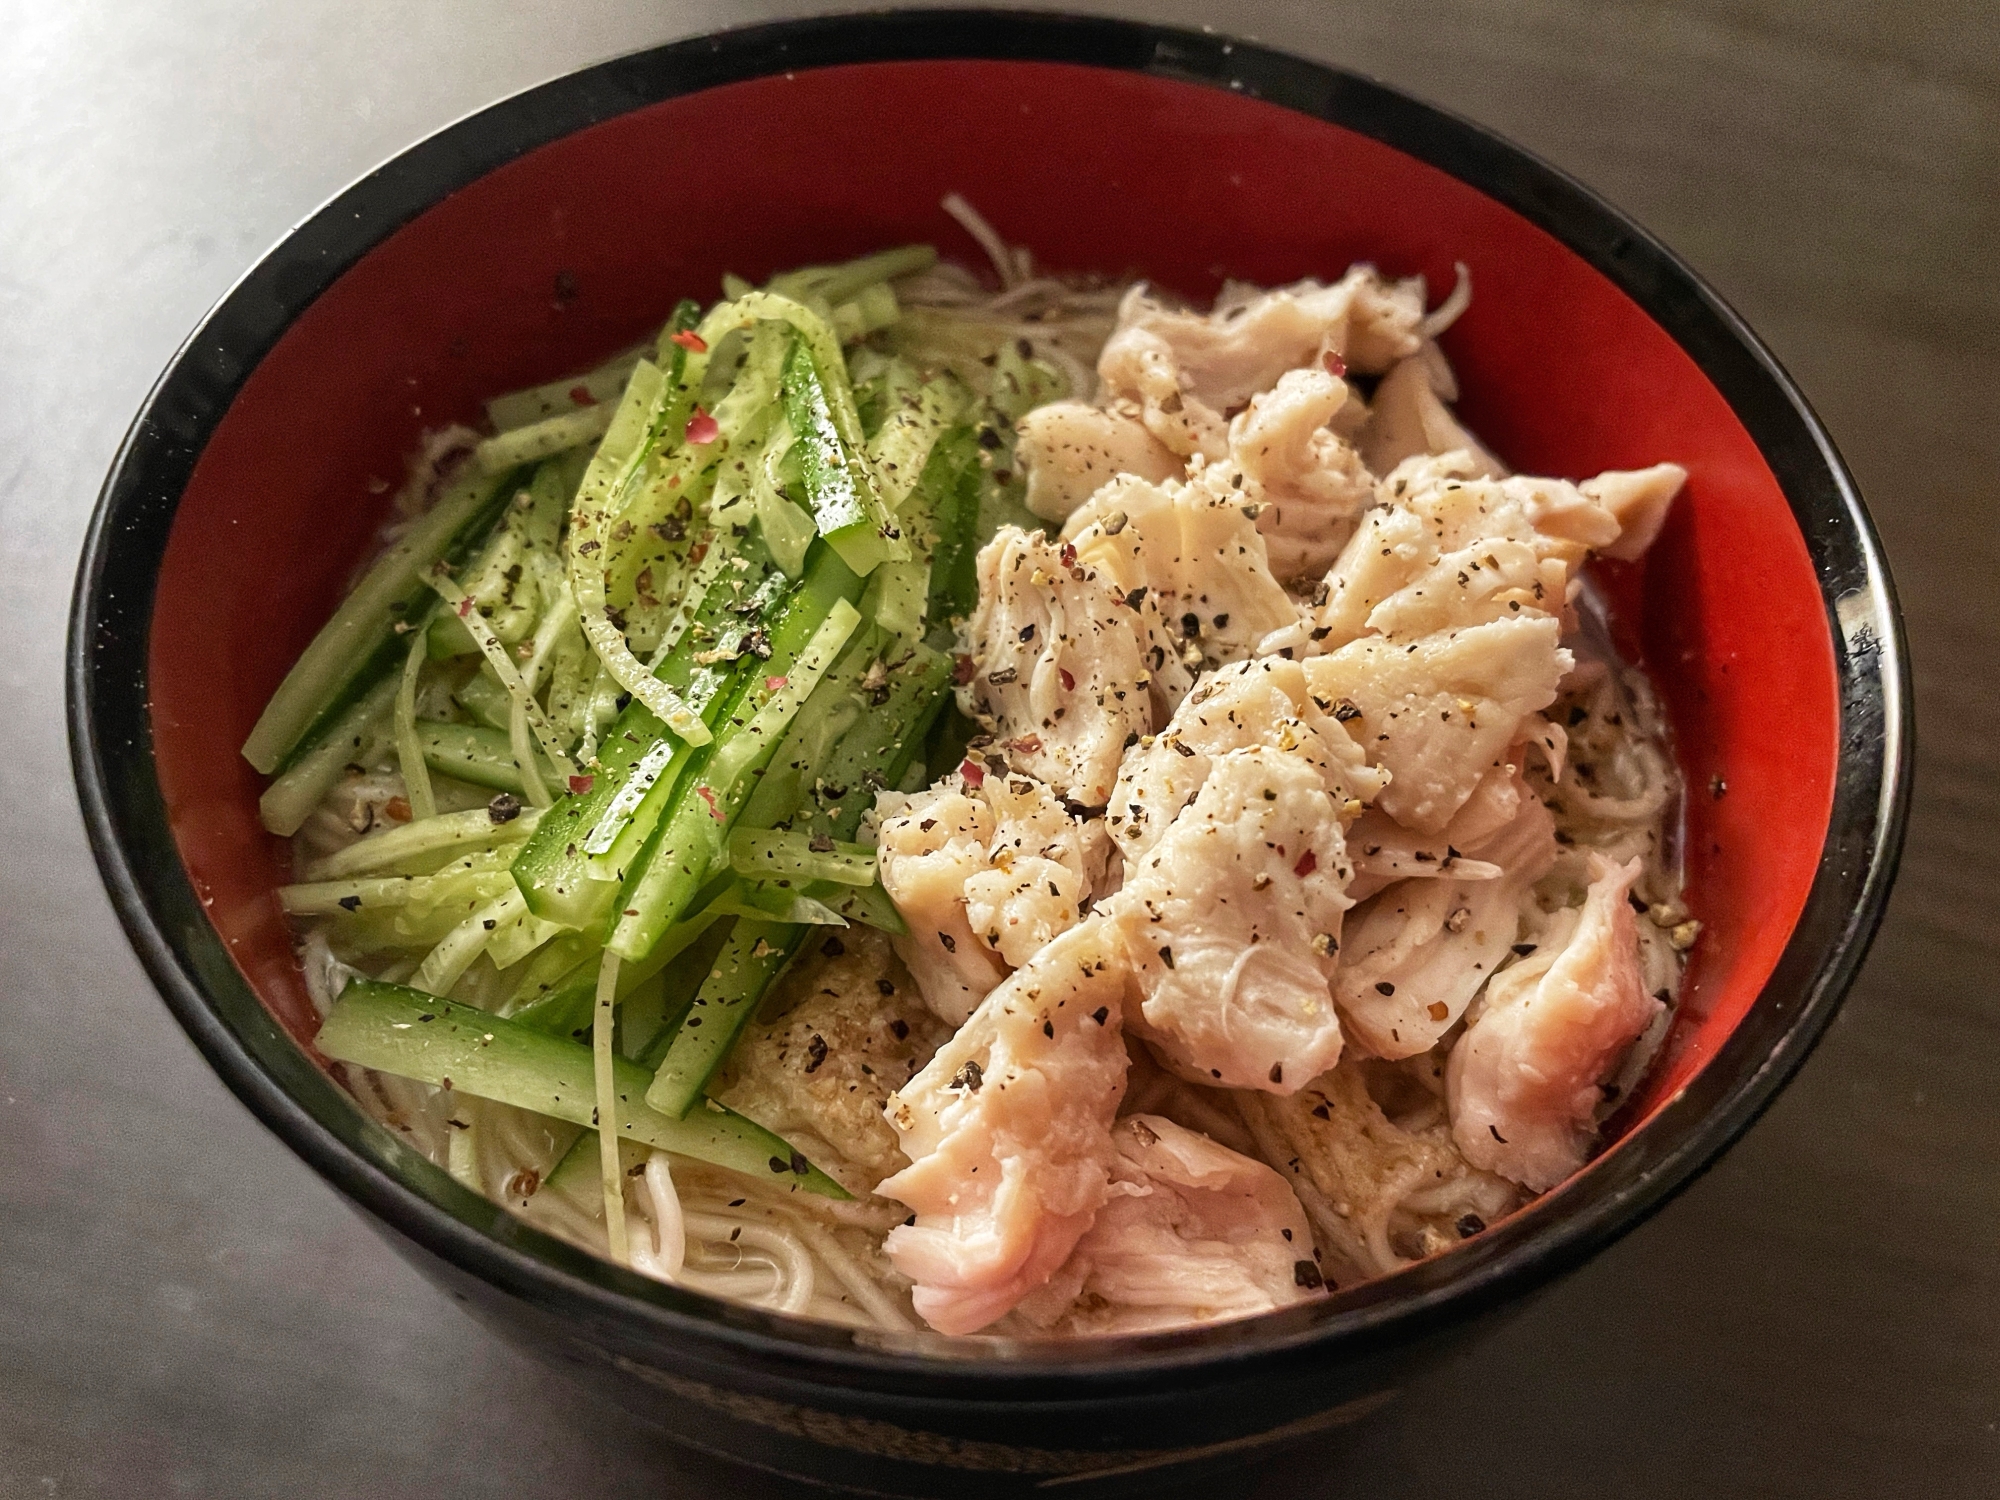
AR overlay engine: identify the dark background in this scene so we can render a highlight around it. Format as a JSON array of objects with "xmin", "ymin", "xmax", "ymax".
[{"xmin": 3, "ymin": 2, "xmax": 1993, "ymax": 1495}]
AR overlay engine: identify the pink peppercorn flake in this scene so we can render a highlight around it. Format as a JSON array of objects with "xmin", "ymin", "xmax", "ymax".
[
  {"xmin": 1322, "ymin": 351, "xmax": 1347, "ymax": 378},
  {"xmin": 959, "ymin": 759, "xmax": 985, "ymax": 787},
  {"xmin": 669, "ymin": 330, "xmax": 708, "ymax": 353},
  {"xmin": 1059, "ymin": 667, "xmax": 1076, "ymax": 692},
  {"xmin": 568, "ymin": 384, "xmax": 597, "ymax": 407},
  {"xmin": 696, "ymin": 785, "xmax": 724, "ymax": 821},
  {"xmin": 765, "ymin": 675, "xmax": 789, "ymax": 693},
  {"xmin": 685, "ymin": 407, "xmax": 720, "ymax": 445},
  {"xmin": 568, "ymin": 774, "xmax": 595, "ymax": 796},
  {"xmin": 1293, "ymin": 850, "xmax": 1318, "ymax": 878}
]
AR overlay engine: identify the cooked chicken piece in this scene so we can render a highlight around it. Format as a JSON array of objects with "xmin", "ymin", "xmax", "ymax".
[
  {"xmin": 1096, "ymin": 268, "xmax": 1427, "ymax": 460},
  {"xmin": 1011, "ymin": 1115, "xmax": 1321, "ymax": 1334},
  {"xmin": 1314, "ymin": 451, "xmax": 1622, "ymax": 648},
  {"xmin": 1106, "ymin": 656, "xmax": 1383, "ymax": 865},
  {"xmin": 1582, "ymin": 463, "xmax": 1687, "ymax": 561},
  {"xmin": 1239, "ymin": 1055, "xmax": 1522, "ymax": 1283},
  {"xmin": 1357, "ymin": 351, "xmax": 1505, "ymax": 479},
  {"xmin": 1107, "ymin": 746, "xmax": 1355, "ymax": 1094},
  {"xmin": 1334, "ymin": 793, "xmax": 1559, "ymax": 1059},
  {"xmin": 960, "ymin": 527, "xmax": 1151, "ymax": 807},
  {"xmin": 1305, "ymin": 615, "xmax": 1572, "ymax": 835},
  {"xmin": 710, "ymin": 927, "xmax": 951, "ymax": 1195},
  {"xmin": 1448, "ymin": 853, "xmax": 1662, "ymax": 1191},
  {"xmin": 1014, "ymin": 400, "xmax": 1184, "ymax": 524},
  {"xmin": 1345, "ymin": 760, "xmax": 1526, "ymax": 902},
  {"xmin": 878, "ymin": 919, "xmax": 1131, "ymax": 1335},
  {"xmin": 1200, "ymin": 367, "xmax": 1376, "ymax": 583},
  {"xmin": 1064, "ymin": 472, "xmax": 1297, "ymax": 679},
  {"xmin": 875, "ymin": 768, "xmax": 1103, "ymax": 1025}
]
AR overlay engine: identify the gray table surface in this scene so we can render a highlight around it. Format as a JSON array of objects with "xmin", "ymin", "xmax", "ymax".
[{"xmin": 4, "ymin": 2, "xmax": 1995, "ymax": 1495}]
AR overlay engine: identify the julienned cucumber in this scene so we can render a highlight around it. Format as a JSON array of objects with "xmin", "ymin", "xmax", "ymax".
[
  {"xmin": 316, "ymin": 981, "xmax": 847, "ymax": 1198},
  {"xmin": 638, "ymin": 639, "xmax": 954, "ymax": 1116},
  {"xmin": 243, "ymin": 465, "xmax": 522, "ymax": 776},
  {"xmin": 508, "ymin": 530, "xmax": 789, "ymax": 928}
]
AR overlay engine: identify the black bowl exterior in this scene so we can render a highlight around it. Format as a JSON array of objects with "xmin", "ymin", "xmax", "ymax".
[{"xmin": 67, "ymin": 10, "xmax": 1910, "ymax": 1492}]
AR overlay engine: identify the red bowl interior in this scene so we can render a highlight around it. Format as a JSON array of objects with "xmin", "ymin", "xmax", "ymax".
[{"xmin": 148, "ymin": 60, "xmax": 1836, "ymax": 1161}]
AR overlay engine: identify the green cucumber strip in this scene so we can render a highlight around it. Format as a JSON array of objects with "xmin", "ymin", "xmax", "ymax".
[
  {"xmin": 866, "ymin": 373, "xmax": 968, "ymax": 513},
  {"xmin": 486, "ymin": 347, "xmax": 645, "ymax": 432},
  {"xmin": 606, "ymin": 598, "xmax": 861, "ymax": 961},
  {"xmin": 304, "ymin": 803, "xmax": 543, "ymax": 882},
  {"xmin": 568, "ymin": 305, "xmax": 711, "ymax": 742},
  {"xmin": 417, "ymin": 722, "xmax": 523, "ymax": 794},
  {"xmin": 563, "ymin": 540, "xmax": 798, "ymax": 886},
  {"xmin": 474, "ymin": 402, "xmax": 615, "ymax": 474},
  {"xmin": 644, "ymin": 920, "xmax": 805, "ymax": 1118},
  {"xmin": 767, "ymin": 244, "xmax": 936, "ymax": 310},
  {"xmin": 781, "ymin": 336, "xmax": 906, "ymax": 577},
  {"xmin": 734, "ymin": 625, "xmax": 880, "ymax": 831},
  {"xmin": 633, "ymin": 637, "xmax": 948, "ymax": 1113},
  {"xmin": 454, "ymin": 665, "xmax": 513, "ymax": 730},
  {"xmin": 257, "ymin": 674, "xmax": 399, "ymax": 837},
  {"xmin": 920, "ymin": 426, "xmax": 985, "ymax": 630},
  {"xmin": 244, "ymin": 467, "xmax": 515, "ymax": 775},
  {"xmin": 510, "ymin": 528, "xmax": 786, "ymax": 927},
  {"xmin": 729, "ymin": 828, "xmax": 876, "ymax": 886},
  {"xmin": 280, "ymin": 857, "xmax": 517, "ymax": 917},
  {"xmin": 509, "ymin": 898, "xmax": 733, "ymax": 1043},
  {"xmin": 317, "ymin": 982, "xmax": 845, "ymax": 1197},
  {"xmin": 831, "ymin": 281, "xmax": 901, "ymax": 343}
]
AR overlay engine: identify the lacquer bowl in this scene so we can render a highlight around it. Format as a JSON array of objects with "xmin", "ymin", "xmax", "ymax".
[{"xmin": 68, "ymin": 11, "xmax": 1909, "ymax": 1495}]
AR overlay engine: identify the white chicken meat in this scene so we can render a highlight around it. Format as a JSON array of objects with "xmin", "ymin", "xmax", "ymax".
[
  {"xmin": 1447, "ymin": 853, "xmax": 1663, "ymax": 1190},
  {"xmin": 1064, "ymin": 472, "xmax": 1298, "ymax": 684},
  {"xmin": 1096, "ymin": 268, "xmax": 1427, "ymax": 460},
  {"xmin": 1305, "ymin": 614, "xmax": 1573, "ymax": 835},
  {"xmin": 878, "ymin": 919, "xmax": 1131, "ymax": 1335},
  {"xmin": 1334, "ymin": 791, "xmax": 1559, "ymax": 1060},
  {"xmin": 1107, "ymin": 746, "xmax": 1356, "ymax": 1094},
  {"xmin": 1012, "ymin": 1115, "xmax": 1322, "ymax": 1334},
  {"xmin": 959, "ymin": 527, "xmax": 1151, "ymax": 807},
  {"xmin": 1013, "ymin": 400, "xmax": 1183, "ymax": 525},
  {"xmin": 875, "ymin": 767, "xmax": 1106, "ymax": 1026},
  {"xmin": 1106, "ymin": 655, "xmax": 1384, "ymax": 866}
]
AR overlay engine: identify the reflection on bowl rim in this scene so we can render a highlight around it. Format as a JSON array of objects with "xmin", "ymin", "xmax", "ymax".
[{"xmin": 65, "ymin": 9, "xmax": 1909, "ymax": 1395}]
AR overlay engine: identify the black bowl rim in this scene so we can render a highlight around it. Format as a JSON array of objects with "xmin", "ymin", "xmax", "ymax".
[{"xmin": 67, "ymin": 7, "xmax": 1911, "ymax": 1401}]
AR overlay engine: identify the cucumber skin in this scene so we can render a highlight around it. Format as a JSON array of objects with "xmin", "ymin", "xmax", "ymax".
[{"xmin": 316, "ymin": 980, "xmax": 846, "ymax": 1197}]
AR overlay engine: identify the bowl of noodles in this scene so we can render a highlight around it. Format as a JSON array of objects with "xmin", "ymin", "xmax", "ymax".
[{"xmin": 68, "ymin": 11, "xmax": 1909, "ymax": 1495}]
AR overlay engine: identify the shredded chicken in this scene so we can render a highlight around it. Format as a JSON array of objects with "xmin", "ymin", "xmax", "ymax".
[
  {"xmin": 1333, "ymin": 791, "xmax": 1559, "ymax": 1060},
  {"xmin": 1582, "ymin": 463, "xmax": 1688, "ymax": 562},
  {"xmin": 959, "ymin": 527, "xmax": 1151, "ymax": 806},
  {"xmin": 878, "ymin": 919, "xmax": 1131, "ymax": 1335},
  {"xmin": 1063, "ymin": 472, "xmax": 1298, "ymax": 685},
  {"xmin": 1014, "ymin": 400, "xmax": 1183, "ymax": 524},
  {"xmin": 1357, "ymin": 350, "xmax": 1505, "ymax": 478},
  {"xmin": 1107, "ymin": 655, "xmax": 1384, "ymax": 866},
  {"xmin": 1097, "ymin": 268, "xmax": 1427, "ymax": 459},
  {"xmin": 1448, "ymin": 854, "xmax": 1663, "ymax": 1190},
  {"xmin": 1305, "ymin": 615, "xmax": 1573, "ymax": 835},
  {"xmin": 1107, "ymin": 747, "xmax": 1355, "ymax": 1094},
  {"xmin": 876, "ymin": 768, "xmax": 1107, "ymax": 1025},
  {"xmin": 1011, "ymin": 1115, "xmax": 1321, "ymax": 1333},
  {"xmin": 1205, "ymin": 366, "xmax": 1378, "ymax": 583}
]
